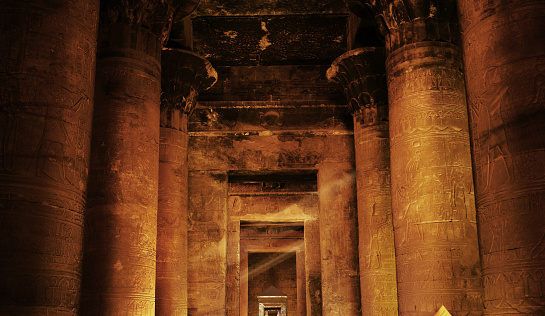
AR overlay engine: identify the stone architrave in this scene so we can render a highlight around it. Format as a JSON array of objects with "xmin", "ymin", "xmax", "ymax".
[
  {"xmin": 156, "ymin": 48, "xmax": 217, "ymax": 316},
  {"xmin": 327, "ymin": 47, "xmax": 398, "ymax": 315},
  {"xmin": 0, "ymin": 1, "xmax": 99, "ymax": 314},
  {"xmin": 317, "ymin": 161, "xmax": 361, "ymax": 316},
  {"xmin": 81, "ymin": 1, "xmax": 199, "ymax": 315},
  {"xmin": 457, "ymin": 0, "xmax": 545, "ymax": 314},
  {"xmin": 351, "ymin": 1, "xmax": 484, "ymax": 314}
]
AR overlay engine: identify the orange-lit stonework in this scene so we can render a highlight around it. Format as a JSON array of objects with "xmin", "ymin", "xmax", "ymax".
[
  {"xmin": 356, "ymin": 0, "xmax": 485, "ymax": 314},
  {"xmin": 317, "ymin": 161, "xmax": 361, "ymax": 316},
  {"xmin": 81, "ymin": 25, "xmax": 161, "ymax": 315},
  {"xmin": 2, "ymin": 1, "xmax": 545, "ymax": 315},
  {"xmin": 327, "ymin": 47, "xmax": 398, "ymax": 315},
  {"xmin": 458, "ymin": 0, "xmax": 545, "ymax": 313},
  {"xmin": 0, "ymin": 0, "xmax": 99, "ymax": 314},
  {"xmin": 80, "ymin": 1, "xmax": 192, "ymax": 313},
  {"xmin": 156, "ymin": 48, "xmax": 216, "ymax": 316}
]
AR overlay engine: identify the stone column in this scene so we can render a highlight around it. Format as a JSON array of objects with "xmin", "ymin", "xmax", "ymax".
[
  {"xmin": 0, "ymin": 1, "xmax": 99, "ymax": 314},
  {"xmin": 81, "ymin": 2, "xmax": 198, "ymax": 315},
  {"xmin": 317, "ymin": 161, "xmax": 361, "ymax": 316},
  {"xmin": 457, "ymin": 1, "xmax": 545, "ymax": 314},
  {"xmin": 327, "ymin": 47, "xmax": 398, "ymax": 315},
  {"xmin": 352, "ymin": 1, "xmax": 484, "ymax": 314},
  {"xmin": 156, "ymin": 48, "xmax": 216, "ymax": 316}
]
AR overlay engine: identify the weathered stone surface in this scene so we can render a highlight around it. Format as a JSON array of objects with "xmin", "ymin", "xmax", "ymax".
[
  {"xmin": 0, "ymin": 0, "xmax": 99, "ymax": 314},
  {"xmin": 82, "ymin": 21, "xmax": 162, "ymax": 316},
  {"xmin": 318, "ymin": 161, "xmax": 361, "ymax": 316},
  {"xmin": 304, "ymin": 219, "xmax": 322, "ymax": 316},
  {"xmin": 198, "ymin": 65, "xmax": 345, "ymax": 103},
  {"xmin": 387, "ymin": 41, "xmax": 483, "ymax": 315},
  {"xmin": 192, "ymin": 15, "xmax": 347, "ymax": 66},
  {"xmin": 196, "ymin": 0, "xmax": 347, "ymax": 16},
  {"xmin": 100, "ymin": 0, "xmax": 199, "ymax": 45},
  {"xmin": 187, "ymin": 171, "xmax": 228, "ymax": 315},
  {"xmin": 156, "ymin": 48, "xmax": 216, "ymax": 316},
  {"xmin": 350, "ymin": 0, "xmax": 460, "ymax": 53},
  {"xmin": 328, "ymin": 47, "xmax": 398, "ymax": 315},
  {"xmin": 161, "ymin": 49, "xmax": 217, "ymax": 115},
  {"xmin": 248, "ymin": 253, "xmax": 297, "ymax": 316},
  {"xmin": 157, "ymin": 111, "xmax": 189, "ymax": 316},
  {"xmin": 458, "ymin": 0, "xmax": 545, "ymax": 314}
]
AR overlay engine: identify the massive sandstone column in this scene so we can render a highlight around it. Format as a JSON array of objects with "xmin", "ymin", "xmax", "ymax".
[
  {"xmin": 317, "ymin": 161, "xmax": 361, "ymax": 316},
  {"xmin": 352, "ymin": 1, "xmax": 484, "ymax": 314},
  {"xmin": 156, "ymin": 48, "xmax": 216, "ymax": 316},
  {"xmin": 0, "ymin": 1, "xmax": 99, "ymax": 314},
  {"xmin": 327, "ymin": 47, "xmax": 398, "ymax": 315},
  {"xmin": 81, "ymin": 1, "xmax": 198, "ymax": 314},
  {"xmin": 457, "ymin": 1, "xmax": 545, "ymax": 314}
]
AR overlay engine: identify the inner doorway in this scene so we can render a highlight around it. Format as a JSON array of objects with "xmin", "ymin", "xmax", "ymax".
[{"xmin": 249, "ymin": 252, "xmax": 295, "ymax": 315}]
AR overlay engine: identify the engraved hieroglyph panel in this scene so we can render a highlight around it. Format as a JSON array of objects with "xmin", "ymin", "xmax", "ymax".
[
  {"xmin": 327, "ymin": 47, "xmax": 398, "ymax": 315},
  {"xmin": 81, "ymin": 25, "xmax": 161, "ymax": 315},
  {"xmin": 187, "ymin": 172, "xmax": 228, "ymax": 315},
  {"xmin": 458, "ymin": 0, "xmax": 545, "ymax": 313},
  {"xmin": 0, "ymin": 0, "xmax": 99, "ymax": 314},
  {"xmin": 317, "ymin": 161, "xmax": 361, "ymax": 316},
  {"xmin": 387, "ymin": 42, "xmax": 483, "ymax": 315}
]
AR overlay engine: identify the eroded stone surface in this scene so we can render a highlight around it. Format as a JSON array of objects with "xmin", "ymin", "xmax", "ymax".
[
  {"xmin": 387, "ymin": 41, "xmax": 483, "ymax": 316},
  {"xmin": 156, "ymin": 48, "xmax": 217, "ymax": 316},
  {"xmin": 0, "ymin": 1, "xmax": 99, "ymax": 314},
  {"xmin": 458, "ymin": 0, "xmax": 545, "ymax": 313},
  {"xmin": 328, "ymin": 47, "xmax": 398, "ymax": 315},
  {"xmin": 82, "ymin": 19, "xmax": 162, "ymax": 316}
]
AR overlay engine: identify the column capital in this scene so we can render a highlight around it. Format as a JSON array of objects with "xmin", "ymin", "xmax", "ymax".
[
  {"xmin": 160, "ymin": 48, "xmax": 217, "ymax": 126},
  {"xmin": 348, "ymin": 0, "xmax": 459, "ymax": 52},
  {"xmin": 99, "ymin": 0, "xmax": 200, "ymax": 45},
  {"xmin": 327, "ymin": 47, "xmax": 387, "ymax": 126}
]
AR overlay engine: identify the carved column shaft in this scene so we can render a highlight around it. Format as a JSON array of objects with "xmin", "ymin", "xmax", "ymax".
[
  {"xmin": 156, "ymin": 48, "xmax": 216, "ymax": 316},
  {"xmin": 0, "ymin": 1, "xmax": 99, "ymax": 314},
  {"xmin": 318, "ymin": 161, "xmax": 361, "ymax": 316},
  {"xmin": 458, "ymin": 0, "xmax": 545, "ymax": 314},
  {"xmin": 387, "ymin": 40, "xmax": 483, "ymax": 314},
  {"xmin": 352, "ymin": 0, "xmax": 484, "ymax": 314},
  {"xmin": 327, "ymin": 47, "xmax": 398, "ymax": 315},
  {"xmin": 81, "ymin": 23, "xmax": 162, "ymax": 315}
]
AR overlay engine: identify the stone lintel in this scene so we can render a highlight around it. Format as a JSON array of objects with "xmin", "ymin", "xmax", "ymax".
[{"xmin": 327, "ymin": 47, "xmax": 387, "ymax": 126}]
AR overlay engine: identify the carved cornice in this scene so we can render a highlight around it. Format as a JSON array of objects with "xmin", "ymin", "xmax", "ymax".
[
  {"xmin": 327, "ymin": 47, "xmax": 388, "ymax": 126},
  {"xmin": 99, "ymin": 0, "xmax": 200, "ymax": 45},
  {"xmin": 348, "ymin": 0, "xmax": 459, "ymax": 52},
  {"xmin": 161, "ymin": 48, "xmax": 217, "ymax": 119}
]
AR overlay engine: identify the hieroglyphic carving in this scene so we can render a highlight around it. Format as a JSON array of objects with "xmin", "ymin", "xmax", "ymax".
[
  {"xmin": 327, "ymin": 47, "xmax": 398, "ymax": 315},
  {"xmin": 317, "ymin": 162, "xmax": 361, "ymax": 316},
  {"xmin": 386, "ymin": 37, "xmax": 483, "ymax": 314},
  {"xmin": 0, "ymin": 1, "xmax": 99, "ymax": 314},
  {"xmin": 458, "ymin": 0, "xmax": 545, "ymax": 313}
]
